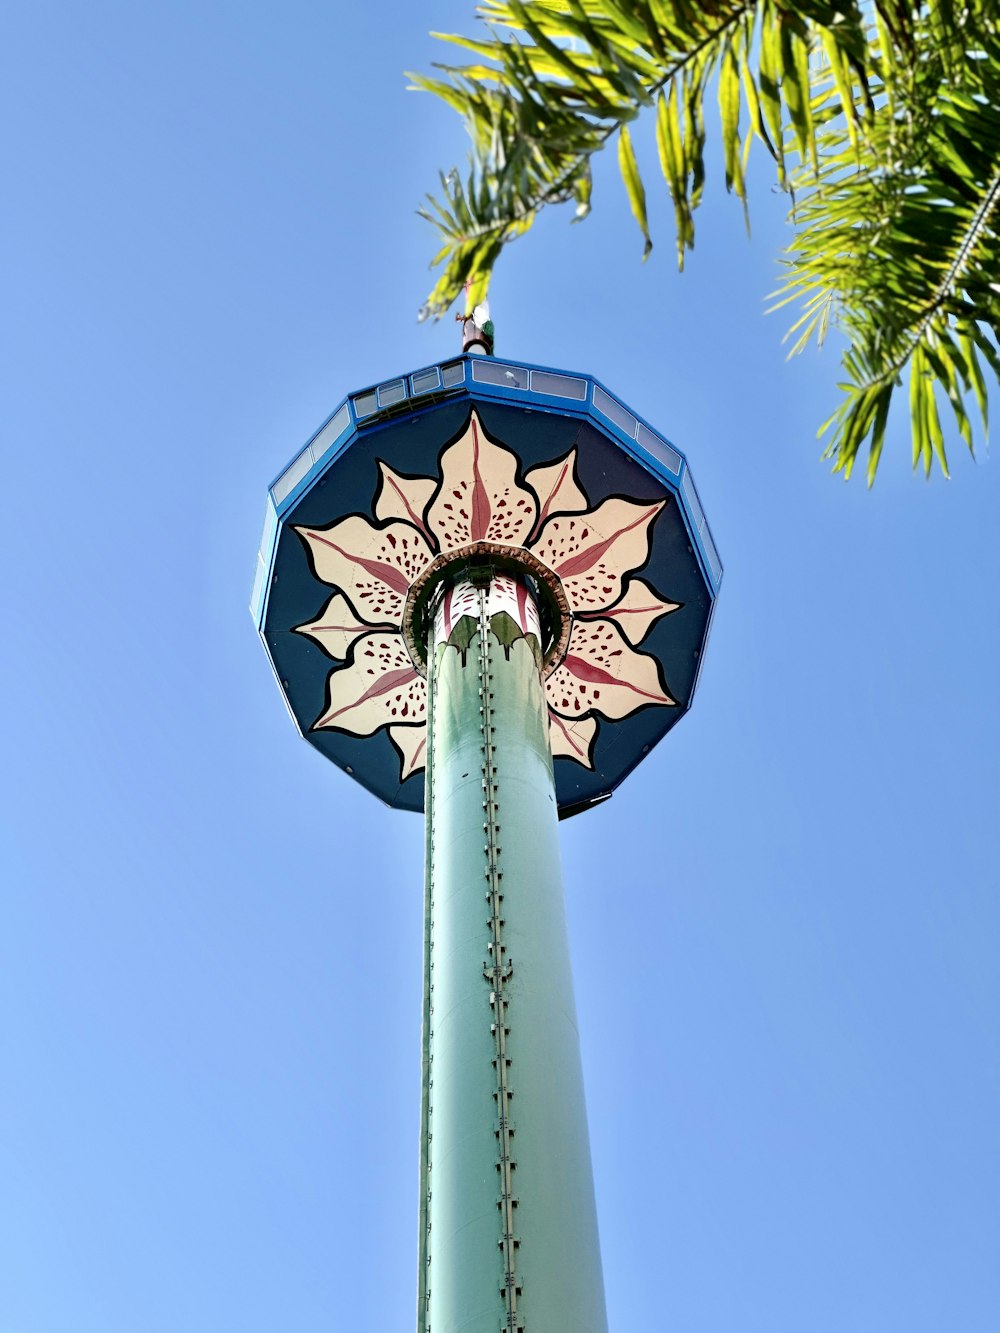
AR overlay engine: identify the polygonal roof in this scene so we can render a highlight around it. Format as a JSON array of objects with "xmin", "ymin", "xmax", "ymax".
[{"xmin": 252, "ymin": 354, "xmax": 721, "ymax": 816}]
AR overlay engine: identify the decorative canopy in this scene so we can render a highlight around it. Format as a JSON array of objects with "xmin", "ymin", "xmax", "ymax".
[{"xmin": 253, "ymin": 355, "xmax": 721, "ymax": 815}]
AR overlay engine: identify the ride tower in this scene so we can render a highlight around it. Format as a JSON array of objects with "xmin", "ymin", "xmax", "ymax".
[{"xmin": 252, "ymin": 343, "xmax": 721, "ymax": 1333}]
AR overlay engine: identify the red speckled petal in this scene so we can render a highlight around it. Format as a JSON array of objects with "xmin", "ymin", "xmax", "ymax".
[
  {"xmin": 295, "ymin": 517, "xmax": 434, "ymax": 627},
  {"xmin": 545, "ymin": 618, "xmax": 675, "ymax": 721},
  {"xmin": 314, "ymin": 633, "xmax": 427, "ymax": 734},
  {"xmin": 294, "ymin": 592, "xmax": 377, "ymax": 658},
  {"xmin": 548, "ymin": 711, "xmax": 597, "ymax": 768},
  {"xmin": 427, "ymin": 412, "xmax": 537, "ymax": 549},
  {"xmin": 389, "ymin": 724, "xmax": 428, "ymax": 782},
  {"xmin": 531, "ymin": 496, "xmax": 665, "ymax": 614},
  {"xmin": 486, "ymin": 573, "xmax": 541, "ymax": 637},
  {"xmin": 584, "ymin": 577, "xmax": 679, "ymax": 645},
  {"xmin": 438, "ymin": 581, "xmax": 481, "ymax": 640}
]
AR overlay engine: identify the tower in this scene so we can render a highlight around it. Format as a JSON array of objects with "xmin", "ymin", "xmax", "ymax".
[{"xmin": 252, "ymin": 351, "xmax": 721, "ymax": 1331}]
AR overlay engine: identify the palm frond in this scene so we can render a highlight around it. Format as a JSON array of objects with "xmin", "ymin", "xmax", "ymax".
[
  {"xmin": 780, "ymin": 7, "xmax": 1000, "ymax": 480},
  {"xmin": 412, "ymin": 0, "xmax": 999, "ymax": 481},
  {"xmin": 412, "ymin": 0, "xmax": 871, "ymax": 318}
]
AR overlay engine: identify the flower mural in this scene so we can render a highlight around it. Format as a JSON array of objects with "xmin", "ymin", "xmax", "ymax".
[{"xmin": 294, "ymin": 411, "xmax": 680, "ymax": 782}]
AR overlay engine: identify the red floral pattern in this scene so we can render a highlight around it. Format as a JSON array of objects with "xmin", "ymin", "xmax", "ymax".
[
  {"xmin": 314, "ymin": 633, "xmax": 427, "ymax": 734},
  {"xmin": 584, "ymin": 577, "xmax": 679, "ymax": 646},
  {"xmin": 294, "ymin": 411, "xmax": 678, "ymax": 779},
  {"xmin": 427, "ymin": 414, "xmax": 536, "ymax": 548},
  {"xmin": 531, "ymin": 497, "xmax": 664, "ymax": 613},
  {"xmin": 296, "ymin": 517, "xmax": 433, "ymax": 626},
  {"xmin": 545, "ymin": 619, "xmax": 674, "ymax": 721}
]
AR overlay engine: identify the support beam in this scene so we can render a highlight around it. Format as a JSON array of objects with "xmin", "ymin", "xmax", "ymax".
[{"xmin": 420, "ymin": 569, "xmax": 608, "ymax": 1333}]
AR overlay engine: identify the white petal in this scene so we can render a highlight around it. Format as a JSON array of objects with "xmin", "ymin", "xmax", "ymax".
[
  {"xmin": 314, "ymin": 633, "xmax": 427, "ymax": 734},
  {"xmin": 548, "ymin": 711, "xmax": 597, "ymax": 768},
  {"xmin": 296, "ymin": 517, "xmax": 434, "ymax": 627},
  {"xmin": 294, "ymin": 592, "xmax": 372, "ymax": 658},
  {"xmin": 525, "ymin": 450, "xmax": 588, "ymax": 536},
  {"xmin": 374, "ymin": 462, "xmax": 436, "ymax": 540},
  {"xmin": 531, "ymin": 496, "xmax": 665, "ymax": 614},
  {"xmin": 588, "ymin": 577, "xmax": 679, "ymax": 645},
  {"xmin": 545, "ymin": 618, "xmax": 675, "ymax": 721},
  {"xmin": 426, "ymin": 411, "xmax": 537, "ymax": 549},
  {"xmin": 389, "ymin": 724, "xmax": 428, "ymax": 782}
]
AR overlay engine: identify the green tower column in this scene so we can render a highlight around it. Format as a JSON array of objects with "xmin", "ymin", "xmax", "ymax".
[{"xmin": 418, "ymin": 567, "xmax": 608, "ymax": 1333}]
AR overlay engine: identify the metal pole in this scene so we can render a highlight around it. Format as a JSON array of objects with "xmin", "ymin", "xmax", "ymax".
[{"xmin": 420, "ymin": 568, "xmax": 608, "ymax": 1333}]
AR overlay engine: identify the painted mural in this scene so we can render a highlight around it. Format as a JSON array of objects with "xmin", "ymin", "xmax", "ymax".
[{"xmin": 293, "ymin": 410, "xmax": 680, "ymax": 783}]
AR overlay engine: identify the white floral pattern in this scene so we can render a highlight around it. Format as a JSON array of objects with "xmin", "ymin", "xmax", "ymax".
[{"xmin": 294, "ymin": 411, "xmax": 679, "ymax": 778}]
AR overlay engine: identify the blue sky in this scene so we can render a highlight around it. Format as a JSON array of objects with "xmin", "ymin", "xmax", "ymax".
[{"xmin": 3, "ymin": 4, "xmax": 998, "ymax": 1331}]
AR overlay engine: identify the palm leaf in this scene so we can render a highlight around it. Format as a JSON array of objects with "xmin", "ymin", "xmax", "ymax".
[
  {"xmin": 412, "ymin": 0, "xmax": 998, "ymax": 480},
  {"xmin": 413, "ymin": 0, "xmax": 872, "ymax": 321},
  {"xmin": 781, "ymin": 9, "xmax": 1000, "ymax": 480}
]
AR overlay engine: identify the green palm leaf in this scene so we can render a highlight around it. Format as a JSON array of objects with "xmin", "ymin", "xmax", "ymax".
[
  {"xmin": 781, "ymin": 11, "xmax": 1000, "ymax": 480},
  {"xmin": 412, "ymin": 0, "xmax": 998, "ymax": 482}
]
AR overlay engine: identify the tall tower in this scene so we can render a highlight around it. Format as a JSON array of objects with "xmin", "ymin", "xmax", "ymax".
[{"xmin": 252, "ymin": 351, "xmax": 721, "ymax": 1331}]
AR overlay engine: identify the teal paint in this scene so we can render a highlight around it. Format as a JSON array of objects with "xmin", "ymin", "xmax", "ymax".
[
  {"xmin": 416, "ymin": 658, "xmax": 435, "ymax": 1333},
  {"xmin": 421, "ymin": 572, "xmax": 608, "ymax": 1333}
]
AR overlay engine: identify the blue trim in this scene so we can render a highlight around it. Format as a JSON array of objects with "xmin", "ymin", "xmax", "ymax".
[
  {"xmin": 249, "ymin": 495, "xmax": 280, "ymax": 628},
  {"xmin": 259, "ymin": 354, "xmax": 723, "ymax": 616}
]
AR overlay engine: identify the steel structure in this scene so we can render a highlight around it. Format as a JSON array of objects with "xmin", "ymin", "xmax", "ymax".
[{"xmin": 253, "ymin": 352, "xmax": 721, "ymax": 1332}]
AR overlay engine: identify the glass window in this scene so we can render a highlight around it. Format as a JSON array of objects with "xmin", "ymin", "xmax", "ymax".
[
  {"xmin": 593, "ymin": 385, "xmax": 637, "ymax": 439},
  {"xmin": 258, "ymin": 497, "xmax": 278, "ymax": 560},
  {"xmin": 271, "ymin": 446, "xmax": 312, "ymax": 505},
  {"xmin": 441, "ymin": 361, "xmax": 465, "ymax": 388},
  {"xmin": 377, "ymin": 378, "xmax": 407, "ymax": 408},
  {"xmin": 250, "ymin": 553, "xmax": 267, "ymax": 617},
  {"xmin": 352, "ymin": 390, "xmax": 378, "ymax": 420},
  {"xmin": 529, "ymin": 370, "xmax": 587, "ymax": 400},
  {"xmin": 410, "ymin": 367, "xmax": 441, "ymax": 396},
  {"xmin": 703, "ymin": 528, "xmax": 724, "ymax": 586},
  {"xmin": 472, "ymin": 359, "xmax": 528, "ymax": 389},
  {"xmin": 636, "ymin": 422, "xmax": 681, "ymax": 475},
  {"xmin": 681, "ymin": 467, "xmax": 706, "ymax": 533},
  {"xmin": 309, "ymin": 403, "xmax": 351, "ymax": 465}
]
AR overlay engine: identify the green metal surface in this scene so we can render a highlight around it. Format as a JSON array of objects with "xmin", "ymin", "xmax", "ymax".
[
  {"xmin": 416, "ymin": 664, "xmax": 435, "ymax": 1333},
  {"xmin": 421, "ymin": 574, "xmax": 608, "ymax": 1333}
]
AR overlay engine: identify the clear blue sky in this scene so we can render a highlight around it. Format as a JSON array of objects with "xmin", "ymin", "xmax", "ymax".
[{"xmin": 3, "ymin": 4, "xmax": 998, "ymax": 1331}]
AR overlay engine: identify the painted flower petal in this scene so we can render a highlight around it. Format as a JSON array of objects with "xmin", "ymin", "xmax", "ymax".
[
  {"xmin": 485, "ymin": 573, "xmax": 541, "ymax": 638},
  {"xmin": 548, "ymin": 711, "xmax": 597, "ymax": 769},
  {"xmin": 426, "ymin": 412, "xmax": 537, "ymax": 549},
  {"xmin": 531, "ymin": 496, "xmax": 665, "ymax": 614},
  {"xmin": 389, "ymin": 724, "xmax": 428, "ymax": 782},
  {"xmin": 314, "ymin": 633, "xmax": 427, "ymax": 734},
  {"xmin": 434, "ymin": 576, "xmax": 542, "ymax": 659},
  {"xmin": 585, "ymin": 577, "xmax": 679, "ymax": 645},
  {"xmin": 374, "ymin": 462, "xmax": 436, "ymax": 541},
  {"xmin": 525, "ymin": 450, "xmax": 588, "ymax": 538},
  {"xmin": 436, "ymin": 581, "xmax": 481, "ymax": 641},
  {"xmin": 295, "ymin": 592, "xmax": 375, "ymax": 658},
  {"xmin": 546, "ymin": 618, "xmax": 675, "ymax": 720},
  {"xmin": 295, "ymin": 516, "xmax": 434, "ymax": 627}
]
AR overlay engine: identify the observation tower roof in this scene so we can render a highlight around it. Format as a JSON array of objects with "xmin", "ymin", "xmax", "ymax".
[{"xmin": 252, "ymin": 353, "xmax": 722, "ymax": 816}]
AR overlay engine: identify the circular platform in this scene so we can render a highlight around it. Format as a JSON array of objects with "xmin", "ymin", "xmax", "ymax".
[{"xmin": 253, "ymin": 355, "xmax": 721, "ymax": 815}]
